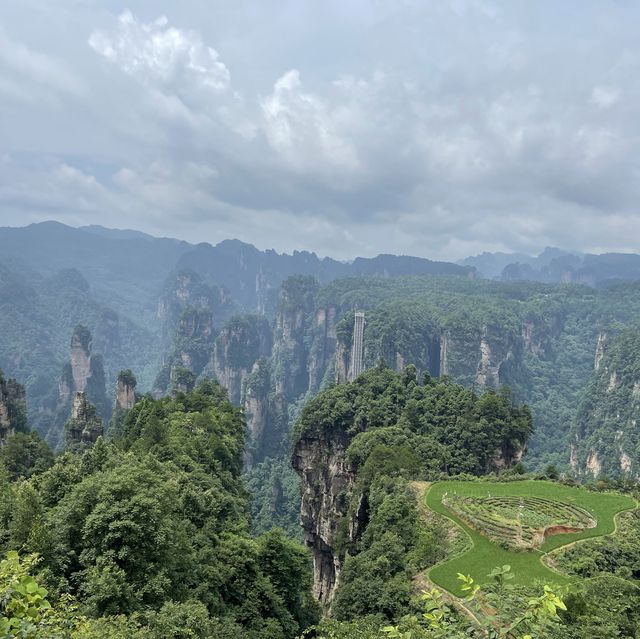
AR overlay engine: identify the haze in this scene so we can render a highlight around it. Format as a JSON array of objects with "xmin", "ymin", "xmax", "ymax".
[{"xmin": 1, "ymin": 1, "xmax": 639, "ymax": 260}]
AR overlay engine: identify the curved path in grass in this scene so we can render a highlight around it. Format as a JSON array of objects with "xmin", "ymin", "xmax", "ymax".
[{"xmin": 426, "ymin": 480, "xmax": 636, "ymax": 596}]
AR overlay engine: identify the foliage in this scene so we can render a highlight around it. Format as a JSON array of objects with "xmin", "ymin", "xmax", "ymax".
[
  {"xmin": 572, "ymin": 328, "xmax": 640, "ymax": 478},
  {"xmin": 426, "ymin": 480, "xmax": 636, "ymax": 595},
  {"xmin": 0, "ymin": 382, "xmax": 318, "ymax": 638},
  {"xmin": 246, "ymin": 457, "xmax": 302, "ymax": 540},
  {"xmin": 296, "ymin": 365, "xmax": 532, "ymax": 477},
  {"xmin": 0, "ymin": 432, "xmax": 53, "ymax": 480}
]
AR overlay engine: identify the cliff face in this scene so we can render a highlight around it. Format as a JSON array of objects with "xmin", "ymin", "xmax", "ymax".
[
  {"xmin": 154, "ymin": 307, "xmax": 215, "ymax": 396},
  {"xmin": 475, "ymin": 329, "xmax": 514, "ymax": 389},
  {"xmin": 292, "ymin": 426, "xmax": 357, "ymax": 607},
  {"xmin": 0, "ymin": 374, "xmax": 27, "ymax": 445},
  {"xmin": 308, "ymin": 306, "xmax": 339, "ymax": 393},
  {"xmin": 292, "ymin": 367, "xmax": 532, "ymax": 608},
  {"xmin": 271, "ymin": 276, "xmax": 319, "ymax": 400},
  {"xmin": 212, "ymin": 315, "xmax": 272, "ymax": 405},
  {"xmin": 243, "ymin": 359, "xmax": 278, "ymax": 468},
  {"xmin": 66, "ymin": 392, "xmax": 103, "ymax": 447},
  {"xmin": 55, "ymin": 326, "xmax": 108, "ymax": 440},
  {"xmin": 157, "ymin": 269, "xmax": 233, "ymax": 339},
  {"xmin": 115, "ymin": 370, "xmax": 137, "ymax": 411},
  {"xmin": 572, "ymin": 330, "xmax": 640, "ymax": 478},
  {"xmin": 70, "ymin": 325, "xmax": 92, "ymax": 393}
]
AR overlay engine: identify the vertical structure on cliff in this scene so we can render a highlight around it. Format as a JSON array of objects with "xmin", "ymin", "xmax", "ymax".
[{"xmin": 348, "ymin": 312, "xmax": 365, "ymax": 381}]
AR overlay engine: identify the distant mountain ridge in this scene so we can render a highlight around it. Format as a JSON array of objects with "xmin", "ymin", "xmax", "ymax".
[{"xmin": 460, "ymin": 246, "xmax": 640, "ymax": 286}]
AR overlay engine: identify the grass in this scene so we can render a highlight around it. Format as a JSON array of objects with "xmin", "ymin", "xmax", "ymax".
[{"xmin": 426, "ymin": 480, "xmax": 636, "ymax": 596}]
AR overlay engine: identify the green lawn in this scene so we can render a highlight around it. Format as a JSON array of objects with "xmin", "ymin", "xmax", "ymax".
[{"xmin": 426, "ymin": 480, "xmax": 636, "ymax": 596}]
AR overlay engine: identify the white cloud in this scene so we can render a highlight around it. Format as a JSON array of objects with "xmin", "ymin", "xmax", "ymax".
[
  {"xmin": 3, "ymin": 2, "xmax": 640, "ymax": 260},
  {"xmin": 261, "ymin": 69, "xmax": 361, "ymax": 176},
  {"xmin": 590, "ymin": 85, "xmax": 620, "ymax": 110},
  {"xmin": 89, "ymin": 10, "xmax": 230, "ymax": 91}
]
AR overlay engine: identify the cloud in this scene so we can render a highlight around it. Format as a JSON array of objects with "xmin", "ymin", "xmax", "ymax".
[
  {"xmin": 261, "ymin": 69, "xmax": 360, "ymax": 176},
  {"xmin": 590, "ymin": 85, "xmax": 620, "ymax": 110},
  {"xmin": 0, "ymin": 28, "xmax": 83, "ymax": 102},
  {"xmin": 89, "ymin": 10, "xmax": 230, "ymax": 91},
  {"xmin": 2, "ymin": 1, "xmax": 640, "ymax": 260}
]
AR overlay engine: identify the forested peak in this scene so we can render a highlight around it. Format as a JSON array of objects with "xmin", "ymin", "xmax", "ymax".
[
  {"xmin": 295, "ymin": 365, "xmax": 532, "ymax": 476},
  {"xmin": 116, "ymin": 369, "xmax": 137, "ymax": 388},
  {"xmin": 278, "ymin": 275, "xmax": 320, "ymax": 311}
]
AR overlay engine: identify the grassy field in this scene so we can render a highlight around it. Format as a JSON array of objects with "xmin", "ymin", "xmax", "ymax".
[{"xmin": 426, "ymin": 480, "xmax": 636, "ymax": 596}]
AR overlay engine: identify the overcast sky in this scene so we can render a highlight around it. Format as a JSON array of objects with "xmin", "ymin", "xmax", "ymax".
[{"xmin": 1, "ymin": 1, "xmax": 639, "ymax": 260}]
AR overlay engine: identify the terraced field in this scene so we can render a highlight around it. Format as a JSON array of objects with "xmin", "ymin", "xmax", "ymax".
[
  {"xmin": 426, "ymin": 480, "xmax": 636, "ymax": 596},
  {"xmin": 443, "ymin": 493, "xmax": 595, "ymax": 549}
]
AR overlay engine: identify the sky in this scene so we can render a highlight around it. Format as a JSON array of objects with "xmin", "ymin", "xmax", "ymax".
[{"xmin": 1, "ymin": 0, "xmax": 639, "ymax": 260}]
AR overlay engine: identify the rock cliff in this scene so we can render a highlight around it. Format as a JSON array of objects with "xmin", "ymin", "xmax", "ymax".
[
  {"xmin": 292, "ymin": 424, "xmax": 356, "ymax": 607},
  {"xmin": 56, "ymin": 326, "xmax": 108, "ymax": 432},
  {"xmin": 66, "ymin": 392, "xmax": 103, "ymax": 447},
  {"xmin": 115, "ymin": 369, "xmax": 137, "ymax": 411},
  {"xmin": 572, "ymin": 329, "xmax": 640, "ymax": 478},
  {"xmin": 212, "ymin": 315, "xmax": 271, "ymax": 405},
  {"xmin": 0, "ymin": 373, "xmax": 27, "ymax": 446}
]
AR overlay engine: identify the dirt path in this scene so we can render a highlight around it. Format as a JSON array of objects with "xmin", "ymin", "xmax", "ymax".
[{"xmin": 409, "ymin": 481, "xmax": 482, "ymax": 627}]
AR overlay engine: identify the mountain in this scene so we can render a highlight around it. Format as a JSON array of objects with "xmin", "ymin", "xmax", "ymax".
[
  {"xmin": 175, "ymin": 239, "xmax": 475, "ymax": 314},
  {"xmin": 0, "ymin": 221, "xmax": 192, "ymax": 323},
  {"xmin": 462, "ymin": 246, "xmax": 640, "ymax": 287}
]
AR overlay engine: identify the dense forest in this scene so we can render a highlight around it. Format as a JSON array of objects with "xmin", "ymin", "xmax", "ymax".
[
  {"xmin": 1, "ymin": 223, "xmax": 640, "ymax": 636},
  {"xmin": 1, "ymin": 369, "xmax": 638, "ymax": 637}
]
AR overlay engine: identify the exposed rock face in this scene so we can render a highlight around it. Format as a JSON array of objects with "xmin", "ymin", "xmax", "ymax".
[
  {"xmin": 115, "ymin": 370, "xmax": 137, "ymax": 411},
  {"xmin": 334, "ymin": 339, "xmax": 349, "ymax": 384},
  {"xmin": 57, "ymin": 326, "xmax": 108, "ymax": 426},
  {"xmin": 309, "ymin": 306, "xmax": 338, "ymax": 393},
  {"xmin": 271, "ymin": 276, "xmax": 319, "ymax": 400},
  {"xmin": 585, "ymin": 450, "xmax": 602, "ymax": 476},
  {"xmin": 475, "ymin": 329, "xmax": 513, "ymax": 390},
  {"xmin": 66, "ymin": 392, "xmax": 103, "ymax": 447},
  {"xmin": 157, "ymin": 269, "xmax": 232, "ymax": 341},
  {"xmin": 0, "ymin": 374, "xmax": 27, "ymax": 446},
  {"xmin": 439, "ymin": 333, "xmax": 453, "ymax": 376},
  {"xmin": 572, "ymin": 330, "xmax": 640, "ymax": 478},
  {"xmin": 154, "ymin": 307, "xmax": 215, "ymax": 396},
  {"xmin": 292, "ymin": 426, "xmax": 357, "ymax": 607},
  {"xmin": 212, "ymin": 315, "xmax": 272, "ymax": 405},
  {"xmin": 70, "ymin": 325, "xmax": 92, "ymax": 393},
  {"xmin": 594, "ymin": 331, "xmax": 607, "ymax": 370}
]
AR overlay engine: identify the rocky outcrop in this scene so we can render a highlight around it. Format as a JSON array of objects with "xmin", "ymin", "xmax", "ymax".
[
  {"xmin": 66, "ymin": 392, "xmax": 103, "ymax": 447},
  {"xmin": 271, "ymin": 276, "xmax": 319, "ymax": 400},
  {"xmin": 572, "ymin": 330, "xmax": 640, "ymax": 478},
  {"xmin": 157, "ymin": 269, "xmax": 233, "ymax": 342},
  {"xmin": 70, "ymin": 325, "xmax": 92, "ymax": 393},
  {"xmin": 585, "ymin": 450, "xmax": 602, "ymax": 476},
  {"xmin": 292, "ymin": 426, "xmax": 357, "ymax": 608},
  {"xmin": 308, "ymin": 306, "xmax": 339, "ymax": 393},
  {"xmin": 153, "ymin": 307, "xmax": 215, "ymax": 396},
  {"xmin": 212, "ymin": 315, "xmax": 272, "ymax": 405},
  {"xmin": 594, "ymin": 331, "xmax": 607, "ymax": 370},
  {"xmin": 0, "ymin": 373, "xmax": 27, "ymax": 446},
  {"xmin": 475, "ymin": 329, "xmax": 514, "ymax": 390},
  {"xmin": 115, "ymin": 370, "xmax": 137, "ymax": 411},
  {"xmin": 57, "ymin": 326, "xmax": 108, "ymax": 425},
  {"xmin": 334, "ymin": 339, "xmax": 349, "ymax": 384}
]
